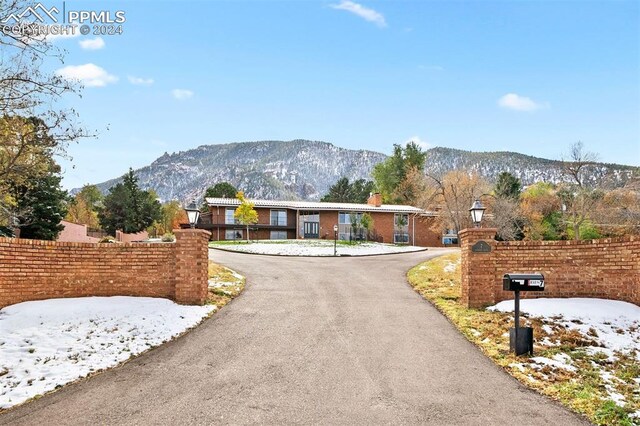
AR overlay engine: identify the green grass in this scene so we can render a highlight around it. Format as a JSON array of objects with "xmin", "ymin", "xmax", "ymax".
[{"xmin": 407, "ymin": 253, "xmax": 639, "ymax": 426}]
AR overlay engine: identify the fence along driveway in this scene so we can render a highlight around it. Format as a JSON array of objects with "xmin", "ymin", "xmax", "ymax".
[{"xmin": 0, "ymin": 249, "xmax": 588, "ymax": 425}]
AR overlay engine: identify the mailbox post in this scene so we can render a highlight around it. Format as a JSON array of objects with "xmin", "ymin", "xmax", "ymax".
[{"xmin": 502, "ymin": 273, "xmax": 545, "ymax": 356}]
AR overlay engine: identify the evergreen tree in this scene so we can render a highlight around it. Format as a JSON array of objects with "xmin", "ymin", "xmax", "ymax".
[
  {"xmin": 321, "ymin": 177, "xmax": 352, "ymax": 202},
  {"xmin": 494, "ymin": 172, "xmax": 522, "ymax": 199},
  {"xmin": 321, "ymin": 177, "xmax": 375, "ymax": 203},
  {"xmin": 350, "ymin": 179, "xmax": 376, "ymax": 203},
  {"xmin": 204, "ymin": 182, "xmax": 237, "ymax": 199},
  {"xmin": 202, "ymin": 182, "xmax": 238, "ymax": 210},
  {"xmin": 15, "ymin": 172, "xmax": 69, "ymax": 240},
  {"xmin": 98, "ymin": 169, "xmax": 162, "ymax": 236}
]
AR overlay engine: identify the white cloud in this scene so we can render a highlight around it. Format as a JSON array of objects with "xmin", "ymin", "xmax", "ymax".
[
  {"xmin": 128, "ymin": 76, "xmax": 154, "ymax": 86},
  {"xmin": 79, "ymin": 37, "xmax": 105, "ymax": 50},
  {"xmin": 498, "ymin": 93, "xmax": 548, "ymax": 112},
  {"xmin": 405, "ymin": 136, "xmax": 432, "ymax": 151},
  {"xmin": 171, "ymin": 89, "xmax": 193, "ymax": 100},
  {"xmin": 55, "ymin": 63, "xmax": 118, "ymax": 87},
  {"xmin": 330, "ymin": 1, "xmax": 387, "ymax": 28}
]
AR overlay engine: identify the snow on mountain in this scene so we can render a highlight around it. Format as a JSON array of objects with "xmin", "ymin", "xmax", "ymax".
[{"xmin": 87, "ymin": 140, "xmax": 638, "ymax": 203}]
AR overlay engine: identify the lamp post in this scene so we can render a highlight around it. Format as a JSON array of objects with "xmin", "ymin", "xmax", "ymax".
[
  {"xmin": 333, "ymin": 224, "xmax": 338, "ymax": 256},
  {"xmin": 469, "ymin": 199, "xmax": 486, "ymax": 228},
  {"xmin": 185, "ymin": 201, "xmax": 201, "ymax": 229}
]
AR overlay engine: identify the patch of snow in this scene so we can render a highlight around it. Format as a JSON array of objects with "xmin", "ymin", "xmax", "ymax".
[
  {"xmin": 605, "ymin": 384, "xmax": 626, "ymax": 407},
  {"xmin": 541, "ymin": 324, "xmax": 554, "ymax": 335},
  {"xmin": 530, "ymin": 355, "xmax": 577, "ymax": 372},
  {"xmin": 0, "ymin": 297, "xmax": 214, "ymax": 409},
  {"xmin": 208, "ymin": 280, "xmax": 239, "ymax": 289},
  {"xmin": 443, "ymin": 261, "xmax": 459, "ymax": 273},
  {"xmin": 585, "ymin": 346, "xmax": 617, "ymax": 363},
  {"xmin": 488, "ymin": 298, "xmax": 640, "ymax": 357},
  {"xmin": 510, "ymin": 363, "xmax": 526, "ymax": 372},
  {"xmin": 211, "ymin": 240, "xmax": 427, "ymax": 256}
]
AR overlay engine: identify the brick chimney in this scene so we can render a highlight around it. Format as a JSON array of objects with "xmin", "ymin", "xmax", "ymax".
[{"xmin": 367, "ymin": 192, "xmax": 382, "ymax": 207}]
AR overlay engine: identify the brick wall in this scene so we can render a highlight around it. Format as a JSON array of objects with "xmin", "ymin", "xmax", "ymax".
[
  {"xmin": 0, "ymin": 229, "xmax": 211, "ymax": 309},
  {"xmin": 459, "ymin": 228, "xmax": 639, "ymax": 308}
]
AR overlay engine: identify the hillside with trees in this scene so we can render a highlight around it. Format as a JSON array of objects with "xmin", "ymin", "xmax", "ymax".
[{"xmin": 86, "ymin": 140, "xmax": 637, "ymax": 204}]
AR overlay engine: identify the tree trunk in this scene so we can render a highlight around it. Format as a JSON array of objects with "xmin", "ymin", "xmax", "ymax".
[{"xmin": 246, "ymin": 224, "xmax": 249, "ymax": 242}]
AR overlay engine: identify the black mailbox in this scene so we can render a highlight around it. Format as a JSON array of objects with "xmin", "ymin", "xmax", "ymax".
[
  {"xmin": 503, "ymin": 272, "xmax": 545, "ymax": 356},
  {"xmin": 503, "ymin": 273, "xmax": 544, "ymax": 292}
]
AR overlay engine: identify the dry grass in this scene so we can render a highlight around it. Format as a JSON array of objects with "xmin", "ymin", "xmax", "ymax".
[
  {"xmin": 407, "ymin": 253, "xmax": 639, "ymax": 426},
  {"xmin": 206, "ymin": 262, "xmax": 245, "ymax": 309}
]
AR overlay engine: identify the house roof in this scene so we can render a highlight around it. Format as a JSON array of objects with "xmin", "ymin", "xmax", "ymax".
[{"xmin": 205, "ymin": 197, "xmax": 430, "ymax": 214}]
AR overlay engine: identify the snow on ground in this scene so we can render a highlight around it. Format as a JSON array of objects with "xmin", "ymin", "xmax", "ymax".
[
  {"xmin": 0, "ymin": 297, "xmax": 215, "ymax": 409},
  {"xmin": 488, "ymin": 298, "xmax": 640, "ymax": 358},
  {"xmin": 489, "ymin": 298, "xmax": 640, "ymax": 409},
  {"xmin": 211, "ymin": 240, "xmax": 425, "ymax": 256},
  {"xmin": 208, "ymin": 266, "xmax": 244, "ymax": 295},
  {"xmin": 443, "ymin": 259, "xmax": 460, "ymax": 273},
  {"xmin": 530, "ymin": 353, "xmax": 577, "ymax": 372}
]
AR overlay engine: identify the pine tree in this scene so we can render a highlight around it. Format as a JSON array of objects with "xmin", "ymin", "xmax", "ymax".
[
  {"xmin": 15, "ymin": 172, "xmax": 69, "ymax": 240},
  {"xmin": 494, "ymin": 172, "xmax": 522, "ymax": 199},
  {"xmin": 98, "ymin": 169, "xmax": 162, "ymax": 236},
  {"xmin": 321, "ymin": 177, "xmax": 351, "ymax": 202},
  {"xmin": 321, "ymin": 177, "xmax": 375, "ymax": 203}
]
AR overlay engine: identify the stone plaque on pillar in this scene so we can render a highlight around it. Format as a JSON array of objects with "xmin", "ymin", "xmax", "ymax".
[{"xmin": 471, "ymin": 240, "xmax": 492, "ymax": 253}]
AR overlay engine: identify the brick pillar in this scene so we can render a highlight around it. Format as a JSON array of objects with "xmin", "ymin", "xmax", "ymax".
[
  {"xmin": 174, "ymin": 229, "xmax": 211, "ymax": 305},
  {"xmin": 459, "ymin": 228, "xmax": 498, "ymax": 308}
]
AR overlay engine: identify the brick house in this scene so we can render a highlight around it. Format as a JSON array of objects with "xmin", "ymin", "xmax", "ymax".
[{"xmin": 203, "ymin": 193, "xmax": 444, "ymax": 246}]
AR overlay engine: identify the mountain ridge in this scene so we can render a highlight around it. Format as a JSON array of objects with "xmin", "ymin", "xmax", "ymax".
[{"xmin": 87, "ymin": 140, "xmax": 638, "ymax": 203}]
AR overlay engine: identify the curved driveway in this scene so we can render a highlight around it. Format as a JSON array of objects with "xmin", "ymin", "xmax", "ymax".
[{"xmin": 1, "ymin": 249, "xmax": 587, "ymax": 425}]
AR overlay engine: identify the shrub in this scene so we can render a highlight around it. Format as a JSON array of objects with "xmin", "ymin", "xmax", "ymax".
[{"xmin": 161, "ymin": 233, "xmax": 175, "ymax": 242}]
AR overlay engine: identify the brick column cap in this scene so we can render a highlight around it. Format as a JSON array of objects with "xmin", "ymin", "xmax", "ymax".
[
  {"xmin": 174, "ymin": 228, "xmax": 211, "ymax": 238},
  {"xmin": 458, "ymin": 227, "xmax": 497, "ymax": 240}
]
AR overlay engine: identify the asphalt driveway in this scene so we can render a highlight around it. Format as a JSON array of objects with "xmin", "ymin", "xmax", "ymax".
[{"xmin": 0, "ymin": 248, "xmax": 588, "ymax": 425}]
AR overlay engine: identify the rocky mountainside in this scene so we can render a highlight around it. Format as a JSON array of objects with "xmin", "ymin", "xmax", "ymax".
[
  {"xmin": 424, "ymin": 147, "xmax": 638, "ymax": 189},
  {"xmin": 93, "ymin": 140, "xmax": 386, "ymax": 202},
  {"xmin": 90, "ymin": 140, "xmax": 638, "ymax": 202}
]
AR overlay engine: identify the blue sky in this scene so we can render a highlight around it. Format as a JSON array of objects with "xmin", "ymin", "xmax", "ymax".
[{"xmin": 46, "ymin": 0, "xmax": 639, "ymax": 189}]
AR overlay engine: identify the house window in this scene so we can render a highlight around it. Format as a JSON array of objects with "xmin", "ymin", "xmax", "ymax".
[
  {"xmin": 270, "ymin": 210, "xmax": 287, "ymax": 226},
  {"xmin": 270, "ymin": 230, "xmax": 287, "ymax": 240},
  {"xmin": 225, "ymin": 208, "xmax": 236, "ymax": 224},
  {"xmin": 442, "ymin": 229, "xmax": 458, "ymax": 245},
  {"xmin": 338, "ymin": 211, "xmax": 363, "ymax": 241},
  {"xmin": 225, "ymin": 229, "xmax": 243, "ymax": 240},
  {"xmin": 394, "ymin": 213, "xmax": 409, "ymax": 244}
]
